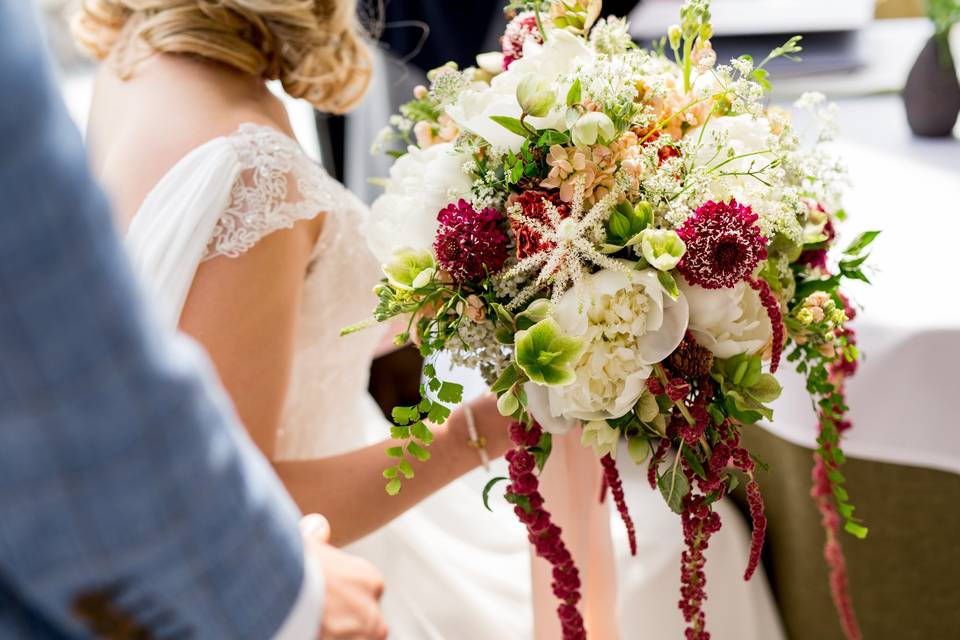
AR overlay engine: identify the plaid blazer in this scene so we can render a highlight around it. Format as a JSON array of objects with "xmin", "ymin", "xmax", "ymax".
[{"xmin": 0, "ymin": 4, "xmax": 307, "ymax": 638}]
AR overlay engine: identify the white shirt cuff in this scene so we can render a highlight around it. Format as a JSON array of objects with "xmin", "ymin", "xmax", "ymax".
[{"xmin": 272, "ymin": 551, "xmax": 325, "ymax": 640}]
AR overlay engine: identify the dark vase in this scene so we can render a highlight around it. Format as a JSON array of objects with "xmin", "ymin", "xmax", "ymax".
[{"xmin": 903, "ymin": 35, "xmax": 960, "ymax": 137}]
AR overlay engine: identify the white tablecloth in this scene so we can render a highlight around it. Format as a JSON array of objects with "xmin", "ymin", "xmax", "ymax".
[{"xmin": 764, "ymin": 134, "xmax": 960, "ymax": 475}]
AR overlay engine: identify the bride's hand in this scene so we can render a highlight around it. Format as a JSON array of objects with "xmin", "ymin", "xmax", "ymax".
[{"xmin": 450, "ymin": 395, "xmax": 515, "ymax": 462}]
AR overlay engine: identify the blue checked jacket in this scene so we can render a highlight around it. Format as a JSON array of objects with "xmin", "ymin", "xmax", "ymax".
[{"xmin": 0, "ymin": 3, "xmax": 308, "ymax": 638}]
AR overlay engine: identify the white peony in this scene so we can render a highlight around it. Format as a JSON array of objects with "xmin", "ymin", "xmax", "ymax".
[
  {"xmin": 680, "ymin": 277, "xmax": 772, "ymax": 359},
  {"xmin": 365, "ymin": 143, "xmax": 472, "ymax": 263},
  {"xmin": 527, "ymin": 267, "xmax": 689, "ymax": 433},
  {"xmin": 446, "ymin": 30, "xmax": 591, "ymax": 151}
]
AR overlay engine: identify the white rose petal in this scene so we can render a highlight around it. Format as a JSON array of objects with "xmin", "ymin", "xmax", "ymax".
[
  {"xmin": 446, "ymin": 30, "xmax": 591, "ymax": 152},
  {"xmin": 365, "ymin": 143, "xmax": 472, "ymax": 263},
  {"xmin": 680, "ymin": 277, "xmax": 772, "ymax": 359}
]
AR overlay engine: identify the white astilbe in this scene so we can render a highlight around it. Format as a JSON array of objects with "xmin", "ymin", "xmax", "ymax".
[{"xmin": 499, "ymin": 177, "xmax": 630, "ymax": 310}]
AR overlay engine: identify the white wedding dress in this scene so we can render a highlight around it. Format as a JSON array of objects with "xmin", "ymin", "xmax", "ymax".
[{"xmin": 125, "ymin": 122, "xmax": 785, "ymax": 640}]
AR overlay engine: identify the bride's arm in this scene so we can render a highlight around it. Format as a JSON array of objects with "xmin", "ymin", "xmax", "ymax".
[
  {"xmin": 275, "ymin": 396, "xmax": 513, "ymax": 547},
  {"xmin": 179, "ymin": 220, "xmax": 514, "ymax": 547}
]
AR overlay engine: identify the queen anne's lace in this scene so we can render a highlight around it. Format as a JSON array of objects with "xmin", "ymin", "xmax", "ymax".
[{"xmin": 204, "ymin": 123, "xmax": 344, "ymax": 260}]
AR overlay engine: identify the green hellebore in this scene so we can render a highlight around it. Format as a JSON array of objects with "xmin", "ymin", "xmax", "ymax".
[
  {"xmin": 514, "ymin": 317, "xmax": 585, "ymax": 386},
  {"xmin": 382, "ymin": 248, "xmax": 436, "ymax": 290}
]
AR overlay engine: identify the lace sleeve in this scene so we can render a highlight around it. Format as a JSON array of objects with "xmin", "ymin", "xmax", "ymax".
[{"xmin": 204, "ymin": 124, "xmax": 344, "ymax": 260}]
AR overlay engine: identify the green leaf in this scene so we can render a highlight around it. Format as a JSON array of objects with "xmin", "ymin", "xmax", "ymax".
[
  {"xmin": 843, "ymin": 521, "xmax": 869, "ymax": 539},
  {"xmin": 843, "ymin": 230, "xmax": 881, "ymax": 256},
  {"xmin": 407, "ymin": 441, "xmax": 431, "ymax": 462},
  {"xmin": 538, "ymin": 129, "xmax": 571, "ymax": 146},
  {"xmin": 490, "ymin": 115, "xmax": 531, "ymax": 138},
  {"xmin": 392, "ymin": 406, "xmax": 414, "ymax": 426},
  {"xmin": 437, "ymin": 381, "xmax": 464, "ymax": 404},
  {"xmin": 386, "ymin": 446, "xmax": 404, "ymax": 458},
  {"xmin": 794, "ymin": 275, "xmax": 842, "ymax": 301},
  {"xmin": 390, "ymin": 425, "xmax": 410, "ymax": 439},
  {"xmin": 657, "ymin": 270, "xmax": 680, "ymax": 301},
  {"xmin": 482, "ymin": 476, "xmax": 509, "ymax": 511},
  {"xmin": 839, "ymin": 253, "xmax": 871, "ymax": 271},
  {"xmin": 658, "ymin": 465, "xmax": 690, "ymax": 514},
  {"xmin": 682, "ymin": 446, "xmax": 707, "ymax": 480},
  {"xmin": 491, "ymin": 363, "xmax": 522, "ymax": 395},
  {"xmin": 383, "ymin": 467, "xmax": 398, "ymax": 479},
  {"xmin": 427, "ymin": 402, "xmax": 451, "ymax": 425},
  {"xmin": 627, "ymin": 436, "xmax": 650, "ymax": 465},
  {"xmin": 423, "ymin": 363, "xmax": 436, "ymax": 378},
  {"xmin": 608, "ymin": 209, "xmax": 631, "ymax": 241},
  {"xmin": 566, "ymin": 78, "xmax": 582, "ymax": 106},
  {"xmin": 531, "ymin": 433, "xmax": 553, "ymax": 472},
  {"xmin": 491, "ymin": 303, "xmax": 514, "ymax": 326},
  {"xmin": 397, "ymin": 459, "xmax": 415, "ymax": 479},
  {"xmin": 428, "ymin": 377, "xmax": 442, "ymax": 392},
  {"xmin": 411, "ymin": 421, "xmax": 434, "ymax": 445},
  {"xmin": 385, "ymin": 478, "xmax": 402, "ymax": 495},
  {"xmin": 726, "ymin": 473, "xmax": 740, "ymax": 494},
  {"xmin": 746, "ymin": 373, "xmax": 782, "ymax": 403}
]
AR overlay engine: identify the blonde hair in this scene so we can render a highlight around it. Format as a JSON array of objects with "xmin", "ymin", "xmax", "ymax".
[{"xmin": 72, "ymin": 0, "xmax": 373, "ymax": 114}]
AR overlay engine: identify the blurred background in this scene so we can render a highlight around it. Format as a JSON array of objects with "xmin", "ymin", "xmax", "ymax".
[{"xmin": 37, "ymin": 1, "xmax": 960, "ymax": 638}]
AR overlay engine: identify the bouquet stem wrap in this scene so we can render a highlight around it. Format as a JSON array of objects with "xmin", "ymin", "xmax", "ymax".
[{"xmin": 532, "ymin": 430, "xmax": 619, "ymax": 640}]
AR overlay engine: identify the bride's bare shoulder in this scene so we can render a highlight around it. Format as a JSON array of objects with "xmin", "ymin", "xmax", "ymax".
[{"xmin": 88, "ymin": 54, "xmax": 292, "ymax": 227}]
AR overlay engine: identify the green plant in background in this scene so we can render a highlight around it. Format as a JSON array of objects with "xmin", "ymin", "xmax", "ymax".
[{"xmin": 928, "ymin": 0, "xmax": 960, "ymax": 66}]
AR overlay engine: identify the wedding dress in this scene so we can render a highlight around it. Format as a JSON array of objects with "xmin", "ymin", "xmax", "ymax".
[{"xmin": 125, "ymin": 122, "xmax": 785, "ymax": 640}]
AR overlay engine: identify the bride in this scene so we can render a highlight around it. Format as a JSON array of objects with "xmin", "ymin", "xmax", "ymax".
[{"xmin": 73, "ymin": 1, "xmax": 785, "ymax": 638}]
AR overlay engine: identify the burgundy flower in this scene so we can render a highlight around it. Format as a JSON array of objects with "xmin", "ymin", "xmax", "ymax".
[
  {"xmin": 506, "ymin": 421, "xmax": 586, "ymax": 640},
  {"xmin": 798, "ymin": 219, "xmax": 836, "ymax": 269},
  {"xmin": 501, "ymin": 12, "xmax": 542, "ymax": 69},
  {"xmin": 509, "ymin": 190, "xmax": 570, "ymax": 260},
  {"xmin": 677, "ymin": 199, "xmax": 768, "ymax": 289},
  {"xmin": 433, "ymin": 199, "xmax": 508, "ymax": 282},
  {"xmin": 747, "ymin": 276, "xmax": 785, "ymax": 373},
  {"xmin": 743, "ymin": 480, "xmax": 767, "ymax": 581},
  {"xmin": 600, "ymin": 454, "xmax": 637, "ymax": 556}
]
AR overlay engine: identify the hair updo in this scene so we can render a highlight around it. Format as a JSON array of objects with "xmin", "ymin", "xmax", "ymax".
[{"xmin": 72, "ymin": 0, "xmax": 373, "ymax": 114}]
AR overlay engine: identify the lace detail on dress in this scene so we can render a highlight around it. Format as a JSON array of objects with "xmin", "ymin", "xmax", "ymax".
[{"xmin": 204, "ymin": 123, "xmax": 345, "ymax": 260}]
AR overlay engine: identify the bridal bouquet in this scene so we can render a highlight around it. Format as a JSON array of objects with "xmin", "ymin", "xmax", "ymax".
[{"xmin": 350, "ymin": 1, "xmax": 878, "ymax": 637}]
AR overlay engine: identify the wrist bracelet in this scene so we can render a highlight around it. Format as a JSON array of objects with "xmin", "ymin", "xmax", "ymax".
[{"xmin": 463, "ymin": 406, "xmax": 491, "ymax": 471}]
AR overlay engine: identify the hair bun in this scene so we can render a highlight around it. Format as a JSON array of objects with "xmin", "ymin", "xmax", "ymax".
[{"xmin": 72, "ymin": 0, "xmax": 372, "ymax": 113}]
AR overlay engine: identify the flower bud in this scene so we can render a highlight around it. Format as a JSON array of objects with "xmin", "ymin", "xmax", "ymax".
[
  {"xmin": 383, "ymin": 248, "xmax": 437, "ymax": 290},
  {"xmin": 465, "ymin": 294, "xmax": 487, "ymax": 322},
  {"xmin": 413, "ymin": 85, "xmax": 428, "ymax": 100},
  {"xmin": 497, "ymin": 392, "xmax": 520, "ymax": 416},
  {"xmin": 571, "ymin": 111, "xmax": 616, "ymax": 147},
  {"xmin": 668, "ymin": 24, "xmax": 682, "ymax": 49},
  {"xmin": 638, "ymin": 229, "xmax": 686, "ymax": 271},
  {"xmin": 517, "ymin": 74, "xmax": 556, "ymax": 118},
  {"xmin": 476, "ymin": 51, "xmax": 506, "ymax": 76},
  {"xmin": 796, "ymin": 308, "xmax": 814, "ymax": 325},
  {"xmin": 699, "ymin": 23, "xmax": 713, "ymax": 41}
]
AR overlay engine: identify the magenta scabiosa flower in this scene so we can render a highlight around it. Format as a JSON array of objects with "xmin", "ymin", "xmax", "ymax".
[
  {"xmin": 676, "ymin": 200, "xmax": 768, "ymax": 290},
  {"xmin": 433, "ymin": 199, "xmax": 509, "ymax": 282}
]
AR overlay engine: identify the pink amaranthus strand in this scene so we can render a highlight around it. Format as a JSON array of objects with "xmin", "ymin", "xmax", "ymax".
[
  {"xmin": 812, "ymin": 452, "xmax": 862, "ymax": 640},
  {"xmin": 679, "ymin": 494, "xmax": 721, "ymax": 640},
  {"xmin": 747, "ymin": 276, "xmax": 784, "ymax": 373},
  {"xmin": 600, "ymin": 455, "xmax": 637, "ymax": 556},
  {"xmin": 743, "ymin": 480, "xmax": 767, "ymax": 581},
  {"xmin": 506, "ymin": 422, "xmax": 586, "ymax": 640}
]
